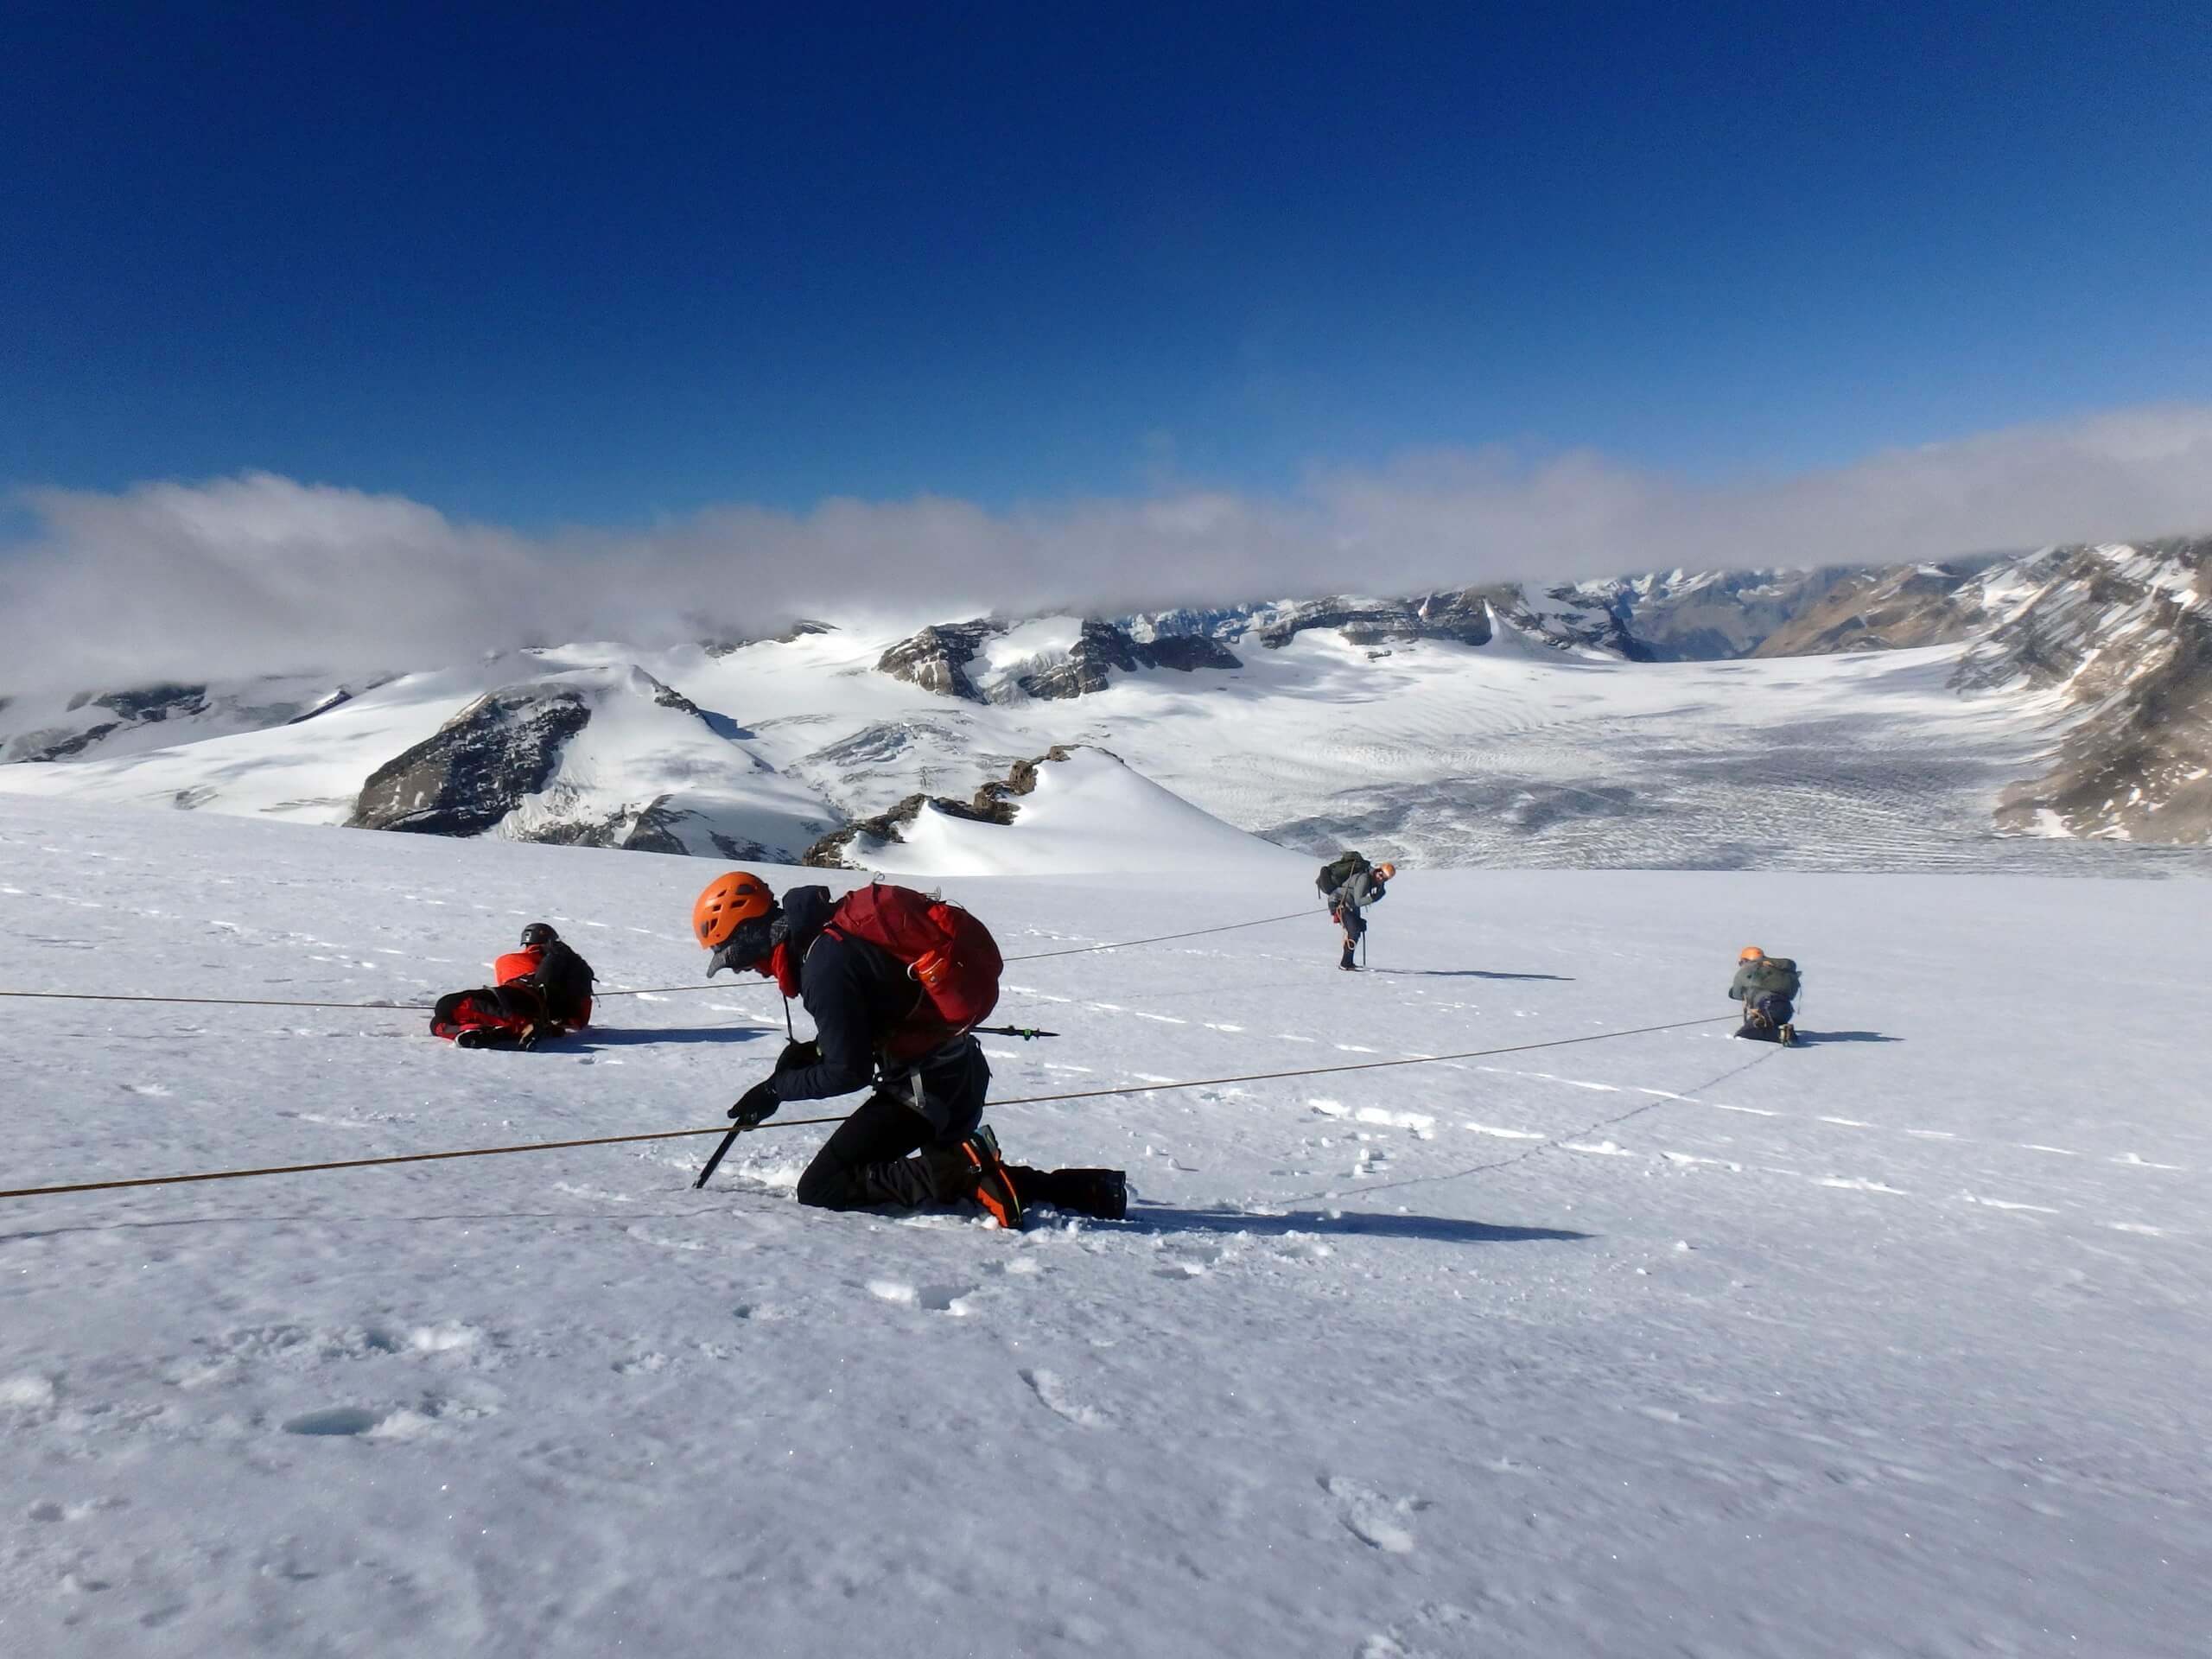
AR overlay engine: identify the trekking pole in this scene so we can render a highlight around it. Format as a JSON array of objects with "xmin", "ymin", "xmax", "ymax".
[{"xmin": 973, "ymin": 1024, "xmax": 1060, "ymax": 1039}]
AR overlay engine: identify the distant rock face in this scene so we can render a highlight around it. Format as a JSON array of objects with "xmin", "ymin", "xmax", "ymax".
[
  {"xmin": 803, "ymin": 744, "xmax": 1084, "ymax": 867},
  {"xmin": 1016, "ymin": 621, "xmax": 1242, "ymax": 699},
  {"xmin": 702, "ymin": 620, "xmax": 836, "ymax": 658},
  {"xmin": 4, "ymin": 679, "xmax": 334, "ymax": 764},
  {"xmin": 879, "ymin": 618, "xmax": 1240, "ymax": 702},
  {"xmin": 1957, "ymin": 539, "xmax": 2212, "ymax": 842},
  {"xmin": 86, "ymin": 683, "xmax": 211, "ymax": 721},
  {"xmin": 1252, "ymin": 596, "xmax": 1490, "ymax": 651},
  {"xmin": 1745, "ymin": 561, "xmax": 2011, "ymax": 658},
  {"xmin": 347, "ymin": 685, "xmax": 592, "ymax": 836},
  {"xmin": 506, "ymin": 792, "xmax": 694, "ymax": 855},
  {"xmin": 877, "ymin": 621, "xmax": 1006, "ymax": 702}
]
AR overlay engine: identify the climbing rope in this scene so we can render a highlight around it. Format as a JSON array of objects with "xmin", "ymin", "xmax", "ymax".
[
  {"xmin": 0, "ymin": 906, "xmax": 1325, "ymax": 1013},
  {"xmin": 0, "ymin": 989, "xmax": 436, "ymax": 1012},
  {"xmin": 0, "ymin": 1015, "xmax": 1733, "ymax": 1202}
]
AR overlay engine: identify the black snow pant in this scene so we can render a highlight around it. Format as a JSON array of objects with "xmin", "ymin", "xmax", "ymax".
[
  {"xmin": 794, "ymin": 1039, "xmax": 992, "ymax": 1212},
  {"xmin": 791, "ymin": 1039, "xmax": 1103, "ymax": 1215},
  {"xmin": 1735, "ymin": 992, "xmax": 1795, "ymax": 1040}
]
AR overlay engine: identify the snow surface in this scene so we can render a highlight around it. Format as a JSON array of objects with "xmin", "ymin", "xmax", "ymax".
[
  {"xmin": 851, "ymin": 748, "xmax": 1306, "ymax": 876},
  {"xmin": 3, "ymin": 796, "xmax": 2208, "ymax": 1656}
]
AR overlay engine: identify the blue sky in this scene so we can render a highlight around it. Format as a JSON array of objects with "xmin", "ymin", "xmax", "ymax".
[{"xmin": 4, "ymin": 2, "xmax": 2209, "ymax": 528}]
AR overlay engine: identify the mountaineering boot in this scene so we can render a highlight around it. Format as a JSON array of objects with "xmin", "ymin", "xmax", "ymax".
[
  {"xmin": 957, "ymin": 1125, "xmax": 1024, "ymax": 1230},
  {"xmin": 1779, "ymin": 1023, "xmax": 1797, "ymax": 1046},
  {"xmin": 1339, "ymin": 944, "xmax": 1357, "ymax": 971},
  {"xmin": 1011, "ymin": 1166, "xmax": 1128, "ymax": 1221}
]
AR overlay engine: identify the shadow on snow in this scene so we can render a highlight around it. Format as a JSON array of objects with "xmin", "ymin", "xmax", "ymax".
[
  {"xmin": 1123, "ymin": 1204, "xmax": 1589, "ymax": 1245},
  {"xmin": 571, "ymin": 1025, "xmax": 777, "ymax": 1048},
  {"xmin": 1365, "ymin": 968, "xmax": 1576, "ymax": 982}
]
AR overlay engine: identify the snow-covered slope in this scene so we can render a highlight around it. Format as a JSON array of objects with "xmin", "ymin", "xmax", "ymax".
[
  {"xmin": 0, "ymin": 656, "xmax": 836, "ymax": 861},
  {"xmin": 817, "ymin": 744, "xmax": 1306, "ymax": 876},
  {"xmin": 3, "ymin": 797, "xmax": 2206, "ymax": 1657}
]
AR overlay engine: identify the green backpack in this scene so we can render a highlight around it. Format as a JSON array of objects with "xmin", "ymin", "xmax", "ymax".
[
  {"xmin": 1741, "ymin": 957, "xmax": 1802, "ymax": 999},
  {"xmin": 1316, "ymin": 851, "xmax": 1370, "ymax": 896}
]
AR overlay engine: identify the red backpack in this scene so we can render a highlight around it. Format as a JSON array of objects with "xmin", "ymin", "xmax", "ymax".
[{"xmin": 825, "ymin": 884, "xmax": 1002, "ymax": 1061}]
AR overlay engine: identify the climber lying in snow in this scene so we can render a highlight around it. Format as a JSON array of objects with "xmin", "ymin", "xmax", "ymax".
[{"xmin": 429, "ymin": 922, "xmax": 596, "ymax": 1049}]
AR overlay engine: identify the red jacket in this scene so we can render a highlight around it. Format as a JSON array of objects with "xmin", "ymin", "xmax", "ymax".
[{"xmin": 496, "ymin": 943, "xmax": 594, "ymax": 1028}]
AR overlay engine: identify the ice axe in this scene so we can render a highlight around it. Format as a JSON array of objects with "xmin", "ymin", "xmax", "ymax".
[{"xmin": 692, "ymin": 1120, "xmax": 749, "ymax": 1190}]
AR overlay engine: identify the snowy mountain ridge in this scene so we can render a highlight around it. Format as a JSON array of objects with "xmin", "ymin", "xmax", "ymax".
[{"xmin": 3, "ymin": 541, "xmax": 2209, "ymax": 861}]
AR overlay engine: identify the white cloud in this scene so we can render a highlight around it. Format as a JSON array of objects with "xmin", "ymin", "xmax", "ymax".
[{"xmin": 6, "ymin": 404, "xmax": 2212, "ymax": 691}]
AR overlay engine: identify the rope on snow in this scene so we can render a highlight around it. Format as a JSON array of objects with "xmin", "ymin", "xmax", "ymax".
[
  {"xmin": 0, "ymin": 1015, "xmax": 1734, "ymax": 1202},
  {"xmin": 0, "ymin": 906, "xmax": 1325, "ymax": 1013}
]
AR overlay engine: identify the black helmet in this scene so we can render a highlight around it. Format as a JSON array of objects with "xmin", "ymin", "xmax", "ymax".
[{"xmin": 520, "ymin": 922, "xmax": 559, "ymax": 948}]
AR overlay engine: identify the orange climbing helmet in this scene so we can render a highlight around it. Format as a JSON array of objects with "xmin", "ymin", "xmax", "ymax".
[
  {"xmin": 1375, "ymin": 861, "xmax": 1398, "ymax": 880},
  {"xmin": 1739, "ymin": 945, "xmax": 1765, "ymax": 962},
  {"xmin": 693, "ymin": 870, "xmax": 777, "ymax": 950}
]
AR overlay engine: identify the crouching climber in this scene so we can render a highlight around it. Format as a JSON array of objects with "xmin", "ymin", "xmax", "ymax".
[
  {"xmin": 429, "ymin": 921, "xmax": 596, "ymax": 1049},
  {"xmin": 1317, "ymin": 851, "xmax": 1395, "ymax": 970},
  {"xmin": 692, "ymin": 871, "xmax": 1126, "ymax": 1227},
  {"xmin": 1729, "ymin": 946, "xmax": 1799, "ymax": 1045}
]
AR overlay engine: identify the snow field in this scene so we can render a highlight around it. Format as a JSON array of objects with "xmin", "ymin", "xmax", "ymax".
[{"xmin": 2, "ymin": 797, "xmax": 2208, "ymax": 1656}]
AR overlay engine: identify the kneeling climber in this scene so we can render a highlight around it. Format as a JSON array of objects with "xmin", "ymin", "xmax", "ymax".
[
  {"xmin": 429, "ymin": 921, "xmax": 596, "ymax": 1049},
  {"xmin": 692, "ymin": 871, "xmax": 1126, "ymax": 1228},
  {"xmin": 1729, "ymin": 946, "xmax": 1799, "ymax": 1045}
]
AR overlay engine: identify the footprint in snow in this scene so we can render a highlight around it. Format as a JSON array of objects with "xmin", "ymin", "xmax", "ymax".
[
  {"xmin": 1021, "ymin": 1368, "xmax": 1107, "ymax": 1427},
  {"xmin": 868, "ymin": 1279, "xmax": 973, "ymax": 1311},
  {"xmin": 1323, "ymin": 1475, "xmax": 1430, "ymax": 1553}
]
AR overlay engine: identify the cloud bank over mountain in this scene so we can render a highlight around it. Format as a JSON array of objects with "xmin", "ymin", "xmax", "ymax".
[{"xmin": 6, "ymin": 404, "xmax": 2211, "ymax": 690}]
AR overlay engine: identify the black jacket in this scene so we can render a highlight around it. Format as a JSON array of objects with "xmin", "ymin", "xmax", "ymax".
[{"xmin": 768, "ymin": 886, "xmax": 931, "ymax": 1103}]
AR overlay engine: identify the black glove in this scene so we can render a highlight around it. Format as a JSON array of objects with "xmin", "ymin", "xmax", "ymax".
[
  {"xmin": 727, "ymin": 1078, "xmax": 780, "ymax": 1128},
  {"xmin": 775, "ymin": 1038, "xmax": 823, "ymax": 1074}
]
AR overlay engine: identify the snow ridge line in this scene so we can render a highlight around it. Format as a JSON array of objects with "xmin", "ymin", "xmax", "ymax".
[
  {"xmin": 0, "ymin": 908, "xmax": 1323, "ymax": 1012},
  {"xmin": 0, "ymin": 1015, "xmax": 1733, "ymax": 1203}
]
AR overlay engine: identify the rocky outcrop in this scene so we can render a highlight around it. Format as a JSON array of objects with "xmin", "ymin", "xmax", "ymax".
[
  {"xmin": 1747, "ymin": 561, "xmax": 2012, "ymax": 658},
  {"xmin": 1016, "ymin": 621, "xmax": 1241, "ymax": 699},
  {"xmin": 16, "ymin": 721, "xmax": 123, "ymax": 761},
  {"xmin": 1245, "ymin": 589, "xmax": 1510, "ymax": 653},
  {"xmin": 803, "ymin": 744, "xmax": 1087, "ymax": 866},
  {"xmin": 510, "ymin": 793, "xmax": 694, "ymax": 855},
  {"xmin": 702, "ymin": 620, "xmax": 836, "ymax": 658},
  {"xmin": 1255, "ymin": 599, "xmax": 1435, "ymax": 651},
  {"xmin": 876, "ymin": 621, "xmax": 1005, "ymax": 701},
  {"xmin": 879, "ymin": 618, "xmax": 1240, "ymax": 702},
  {"xmin": 6, "ymin": 678, "xmax": 334, "ymax": 763},
  {"xmin": 1958, "ymin": 539, "xmax": 2212, "ymax": 842},
  {"xmin": 82, "ymin": 683, "xmax": 211, "ymax": 721},
  {"xmin": 1488, "ymin": 585, "xmax": 1651, "ymax": 659},
  {"xmin": 1140, "ymin": 632, "xmax": 1244, "ymax": 671},
  {"xmin": 347, "ymin": 685, "xmax": 592, "ymax": 836}
]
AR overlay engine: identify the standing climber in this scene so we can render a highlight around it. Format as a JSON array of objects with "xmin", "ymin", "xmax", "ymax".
[
  {"xmin": 1729, "ymin": 946, "xmax": 1800, "ymax": 1045},
  {"xmin": 691, "ymin": 871, "xmax": 1125, "ymax": 1228},
  {"xmin": 1316, "ymin": 851, "xmax": 1395, "ymax": 970}
]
